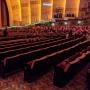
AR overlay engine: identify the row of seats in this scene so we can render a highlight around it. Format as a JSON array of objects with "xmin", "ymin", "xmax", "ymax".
[
  {"xmin": 0, "ymin": 37, "xmax": 74, "ymax": 61},
  {"xmin": 0, "ymin": 31, "xmax": 89, "ymax": 88},
  {"xmin": 1, "ymin": 24, "xmax": 89, "ymax": 42},
  {"xmin": 0, "ymin": 37, "xmax": 74, "ymax": 70},
  {"xmin": 19, "ymin": 37, "xmax": 88, "ymax": 81},
  {"xmin": 0, "ymin": 36, "xmax": 85, "ymax": 77},
  {"xmin": 1, "ymin": 25, "xmax": 89, "ymax": 37},
  {"xmin": 0, "ymin": 37, "xmax": 63, "ymax": 49},
  {"xmin": 1, "ymin": 25, "xmax": 67, "ymax": 39},
  {"xmin": 0, "ymin": 36, "xmax": 56, "ymax": 46},
  {"xmin": 0, "ymin": 36, "xmax": 28, "ymax": 41},
  {"xmin": 0, "ymin": 24, "xmax": 89, "ymax": 88},
  {"xmin": 23, "ymin": 40, "xmax": 90, "ymax": 83},
  {"xmin": 53, "ymin": 47, "xmax": 90, "ymax": 87},
  {"xmin": 0, "ymin": 31, "xmax": 63, "ymax": 46},
  {"xmin": 0, "ymin": 38, "xmax": 29, "ymax": 45}
]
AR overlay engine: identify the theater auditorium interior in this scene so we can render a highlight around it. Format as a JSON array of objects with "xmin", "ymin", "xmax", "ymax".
[{"xmin": 0, "ymin": 0, "xmax": 90, "ymax": 90}]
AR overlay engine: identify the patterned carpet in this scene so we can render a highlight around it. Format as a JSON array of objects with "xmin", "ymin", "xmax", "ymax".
[{"xmin": 0, "ymin": 63, "xmax": 89, "ymax": 90}]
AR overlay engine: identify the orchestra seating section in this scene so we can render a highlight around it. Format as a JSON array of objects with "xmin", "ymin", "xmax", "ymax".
[
  {"xmin": 0, "ymin": 24, "xmax": 90, "ymax": 89},
  {"xmin": 0, "ymin": 25, "xmax": 90, "ymax": 40},
  {"xmin": 0, "ymin": 36, "xmax": 86, "ymax": 77},
  {"xmin": 24, "ymin": 39, "xmax": 90, "ymax": 82}
]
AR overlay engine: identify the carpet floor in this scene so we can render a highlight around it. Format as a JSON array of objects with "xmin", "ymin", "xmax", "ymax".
[{"xmin": 0, "ymin": 63, "xmax": 89, "ymax": 90}]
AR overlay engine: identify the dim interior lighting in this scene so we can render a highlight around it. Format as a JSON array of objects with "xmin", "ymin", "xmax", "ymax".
[{"xmin": 64, "ymin": 21, "xmax": 68, "ymax": 25}]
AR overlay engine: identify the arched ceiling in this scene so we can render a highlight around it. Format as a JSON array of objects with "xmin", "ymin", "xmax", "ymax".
[{"xmin": 5, "ymin": 0, "xmax": 80, "ymax": 26}]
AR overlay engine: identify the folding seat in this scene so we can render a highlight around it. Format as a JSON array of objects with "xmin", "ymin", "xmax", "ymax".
[
  {"xmin": 23, "ymin": 46, "xmax": 73, "ymax": 80},
  {"xmin": 1, "ymin": 49, "xmax": 46, "ymax": 75}
]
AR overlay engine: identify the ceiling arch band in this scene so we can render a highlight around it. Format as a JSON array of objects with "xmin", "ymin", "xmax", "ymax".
[{"xmin": 5, "ymin": 0, "xmax": 80, "ymax": 26}]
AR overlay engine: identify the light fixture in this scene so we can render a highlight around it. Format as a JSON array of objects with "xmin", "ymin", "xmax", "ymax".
[
  {"xmin": 51, "ymin": 23, "xmax": 55, "ymax": 26},
  {"xmin": 64, "ymin": 21, "xmax": 68, "ymax": 25},
  {"xmin": 43, "ymin": 3, "xmax": 53, "ymax": 6},
  {"xmin": 77, "ymin": 20, "xmax": 82, "ymax": 24}
]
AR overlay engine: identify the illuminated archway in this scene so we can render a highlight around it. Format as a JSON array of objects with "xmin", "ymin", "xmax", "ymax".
[
  {"xmin": 6, "ymin": 0, "xmax": 22, "ymax": 26},
  {"xmin": 5, "ymin": 0, "xmax": 81, "ymax": 26}
]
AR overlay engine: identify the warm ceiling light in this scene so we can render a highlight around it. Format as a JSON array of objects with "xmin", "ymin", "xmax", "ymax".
[
  {"xmin": 64, "ymin": 21, "xmax": 68, "ymax": 25},
  {"xmin": 77, "ymin": 20, "xmax": 82, "ymax": 24}
]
